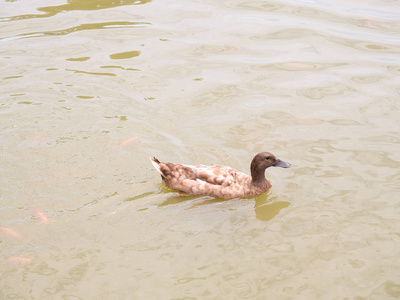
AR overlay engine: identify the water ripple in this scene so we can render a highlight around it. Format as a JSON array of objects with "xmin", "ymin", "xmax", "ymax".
[
  {"xmin": 0, "ymin": 21, "xmax": 150, "ymax": 42},
  {"xmin": 0, "ymin": 0, "xmax": 152, "ymax": 22}
]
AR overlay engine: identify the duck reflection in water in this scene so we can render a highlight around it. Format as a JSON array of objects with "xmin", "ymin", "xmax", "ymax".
[{"xmin": 158, "ymin": 189, "xmax": 290, "ymax": 222}]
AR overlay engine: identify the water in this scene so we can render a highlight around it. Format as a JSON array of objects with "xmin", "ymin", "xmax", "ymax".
[{"xmin": 1, "ymin": 0, "xmax": 400, "ymax": 298}]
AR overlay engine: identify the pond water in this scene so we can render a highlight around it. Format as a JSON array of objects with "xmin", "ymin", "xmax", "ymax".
[{"xmin": 1, "ymin": 0, "xmax": 400, "ymax": 298}]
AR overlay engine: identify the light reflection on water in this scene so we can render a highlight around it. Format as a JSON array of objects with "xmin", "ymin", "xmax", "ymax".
[
  {"xmin": 1, "ymin": 0, "xmax": 400, "ymax": 298},
  {"xmin": 1, "ymin": 0, "xmax": 152, "ymax": 21}
]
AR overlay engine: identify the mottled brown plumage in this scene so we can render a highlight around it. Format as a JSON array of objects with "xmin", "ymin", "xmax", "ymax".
[{"xmin": 150, "ymin": 152, "xmax": 290, "ymax": 199}]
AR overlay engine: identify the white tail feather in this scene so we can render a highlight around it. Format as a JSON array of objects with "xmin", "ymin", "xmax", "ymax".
[{"xmin": 150, "ymin": 157, "xmax": 165, "ymax": 177}]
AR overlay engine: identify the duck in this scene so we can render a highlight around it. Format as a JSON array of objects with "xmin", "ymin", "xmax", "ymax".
[{"xmin": 150, "ymin": 152, "xmax": 291, "ymax": 199}]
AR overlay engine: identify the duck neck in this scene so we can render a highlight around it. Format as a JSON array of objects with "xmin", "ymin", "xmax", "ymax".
[{"xmin": 250, "ymin": 165, "xmax": 267, "ymax": 186}]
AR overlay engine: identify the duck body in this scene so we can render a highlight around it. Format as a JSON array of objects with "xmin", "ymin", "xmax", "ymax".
[{"xmin": 150, "ymin": 152, "xmax": 290, "ymax": 199}]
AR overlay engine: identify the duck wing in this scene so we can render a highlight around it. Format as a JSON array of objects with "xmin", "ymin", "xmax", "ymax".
[
  {"xmin": 160, "ymin": 163, "xmax": 238, "ymax": 186},
  {"xmin": 151, "ymin": 157, "xmax": 237, "ymax": 184},
  {"xmin": 193, "ymin": 165, "xmax": 238, "ymax": 186}
]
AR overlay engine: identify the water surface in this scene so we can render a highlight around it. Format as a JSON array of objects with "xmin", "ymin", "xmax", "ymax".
[{"xmin": 1, "ymin": 0, "xmax": 400, "ymax": 298}]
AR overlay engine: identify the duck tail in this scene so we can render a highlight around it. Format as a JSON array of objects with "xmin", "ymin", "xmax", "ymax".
[{"xmin": 149, "ymin": 157, "xmax": 164, "ymax": 177}]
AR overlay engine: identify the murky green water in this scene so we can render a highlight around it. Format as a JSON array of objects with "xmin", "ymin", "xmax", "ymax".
[{"xmin": 1, "ymin": 0, "xmax": 400, "ymax": 298}]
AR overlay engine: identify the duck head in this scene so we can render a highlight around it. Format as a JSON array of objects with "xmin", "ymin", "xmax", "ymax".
[{"xmin": 250, "ymin": 152, "xmax": 291, "ymax": 182}]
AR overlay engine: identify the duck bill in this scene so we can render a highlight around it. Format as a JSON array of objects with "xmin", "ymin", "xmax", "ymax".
[{"xmin": 273, "ymin": 159, "xmax": 291, "ymax": 168}]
